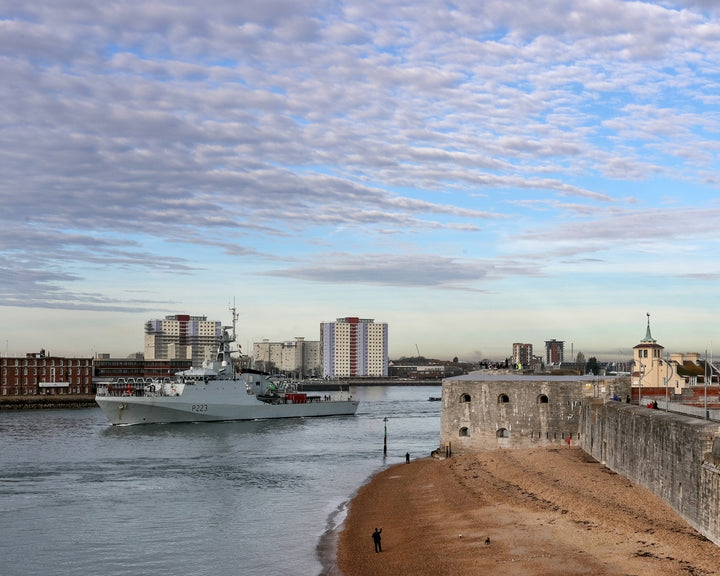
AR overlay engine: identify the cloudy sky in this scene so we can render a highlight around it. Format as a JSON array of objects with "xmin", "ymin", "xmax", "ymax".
[{"xmin": 3, "ymin": 0, "xmax": 720, "ymax": 361}]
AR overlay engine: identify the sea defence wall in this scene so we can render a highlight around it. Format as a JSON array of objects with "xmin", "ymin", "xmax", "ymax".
[
  {"xmin": 0, "ymin": 395, "xmax": 97, "ymax": 410},
  {"xmin": 580, "ymin": 400, "xmax": 720, "ymax": 546}
]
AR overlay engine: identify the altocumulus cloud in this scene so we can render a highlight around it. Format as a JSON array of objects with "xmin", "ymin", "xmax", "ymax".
[
  {"xmin": 1, "ymin": 0, "xmax": 719, "ymax": 327},
  {"xmin": 265, "ymin": 253, "xmax": 545, "ymax": 291}
]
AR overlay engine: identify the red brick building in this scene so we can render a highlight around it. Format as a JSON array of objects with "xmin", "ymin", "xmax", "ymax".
[
  {"xmin": 545, "ymin": 339, "xmax": 565, "ymax": 365},
  {"xmin": 1, "ymin": 350, "xmax": 93, "ymax": 396}
]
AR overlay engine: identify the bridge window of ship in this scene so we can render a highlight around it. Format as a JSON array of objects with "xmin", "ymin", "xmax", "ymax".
[
  {"xmin": 459, "ymin": 427, "xmax": 469, "ymax": 437},
  {"xmin": 537, "ymin": 394, "xmax": 549, "ymax": 404},
  {"xmin": 496, "ymin": 428, "xmax": 509, "ymax": 438},
  {"xmin": 498, "ymin": 393, "xmax": 509, "ymax": 403},
  {"xmin": 460, "ymin": 393, "xmax": 471, "ymax": 403}
]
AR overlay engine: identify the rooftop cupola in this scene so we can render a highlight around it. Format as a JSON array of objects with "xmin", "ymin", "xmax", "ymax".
[{"xmin": 641, "ymin": 312, "xmax": 656, "ymax": 343}]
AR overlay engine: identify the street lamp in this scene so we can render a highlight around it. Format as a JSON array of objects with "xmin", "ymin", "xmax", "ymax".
[
  {"xmin": 704, "ymin": 349, "xmax": 709, "ymax": 420},
  {"xmin": 637, "ymin": 360, "xmax": 645, "ymax": 407},
  {"xmin": 662, "ymin": 356, "xmax": 672, "ymax": 412}
]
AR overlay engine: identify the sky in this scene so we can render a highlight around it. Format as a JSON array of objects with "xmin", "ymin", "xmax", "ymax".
[{"xmin": 3, "ymin": 0, "xmax": 720, "ymax": 362}]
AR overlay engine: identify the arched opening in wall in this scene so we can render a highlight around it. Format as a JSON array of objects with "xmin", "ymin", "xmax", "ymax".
[
  {"xmin": 537, "ymin": 394, "xmax": 549, "ymax": 404},
  {"xmin": 498, "ymin": 394, "xmax": 509, "ymax": 404},
  {"xmin": 460, "ymin": 393, "xmax": 471, "ymax": 403},
  {"xmin": 496, "ymin": 428, "xmax": 509, "ymax": 438},
  {"xmin": 459, "ymin": 427, "xmax": 469, "ymax": 437}
]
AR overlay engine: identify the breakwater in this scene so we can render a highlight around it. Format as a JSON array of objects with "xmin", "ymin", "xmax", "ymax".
[
  {"xmin": 302, "ymin": 378, "xmax": 441, "ymax": 390},
  {"xmin": 0, "ymin": 395, "xmax": 97, "ymax": 410},
  {"xmin": 581, "ymin": 400, "xmax": 720, "ymax": 546}
]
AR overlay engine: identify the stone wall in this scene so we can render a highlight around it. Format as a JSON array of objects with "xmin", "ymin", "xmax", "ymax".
[
  {"xmin": 440, "ymin": 373, "xmax": 629, "ymax": 453},
  {"xmin": 580, "ymin": 400, "xmax": 720, "ymax": 546},
  {"xmin": 439, "ymin": 372, "xmax": 720, "ymax": 545},
  {"xmin": 0, "ymin": 395, "xmax": 97, "ymax": 410}
]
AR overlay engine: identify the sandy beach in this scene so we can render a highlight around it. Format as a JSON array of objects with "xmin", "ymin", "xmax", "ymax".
[{"xmin": 335, "ymin": 447, "xmax": 720, "ymax": 576}]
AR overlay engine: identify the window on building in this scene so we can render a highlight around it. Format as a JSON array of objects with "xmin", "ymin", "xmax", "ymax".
[
  {"xmin": 498, "ymin": 393, "xmax": 509, "ymax": 403},
  {"xmin": 537, "ymin": 394, "xmax": 549, "ymax": 404},
  {"xmin": 459, "ymin": 427, "xmax": 469, "ymax": 437},
  {"xmin": 460, "ymin": 393, "xmax": 471, "ymax": 403},
  {"xmin": 496, "ymin": 428, "xmax": 509, "ymax": 438}
]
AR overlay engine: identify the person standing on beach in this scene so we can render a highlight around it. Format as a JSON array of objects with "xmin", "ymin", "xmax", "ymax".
[
  {"xmin": 372, "ymin": 527, "xmax": 382, "ymax": 552},
  {"xmin": 405, "ymin": 452, "xmax": 410, "ymax": 463}
]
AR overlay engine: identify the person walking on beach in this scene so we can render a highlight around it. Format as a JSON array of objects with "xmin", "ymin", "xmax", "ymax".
[{"xmin": 372, "ymin": 527, "xmax": 382, "ymax": 553}]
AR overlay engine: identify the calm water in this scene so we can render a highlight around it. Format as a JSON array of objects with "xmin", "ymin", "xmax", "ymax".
[{"xmin": 0, "ymin": 386, "xmax": 441, "ymax": 576}]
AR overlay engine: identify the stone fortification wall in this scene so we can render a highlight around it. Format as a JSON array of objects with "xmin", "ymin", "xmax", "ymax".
[
  {"xmin": 440, "ymin": 373, "xmax": 628, "ymax": 453},
  {"xmin": 581, "ymin": 400, "xmax": 720, "ymax": 546}
]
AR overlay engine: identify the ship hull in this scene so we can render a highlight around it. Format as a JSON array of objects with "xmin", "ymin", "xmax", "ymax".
[{"xmin": 95, "ymin": 380, "xmax": 358, "ymax": 425}]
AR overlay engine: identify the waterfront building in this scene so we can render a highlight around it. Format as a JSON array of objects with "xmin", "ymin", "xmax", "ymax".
[
  {"xmin": 1, "ymin": 350, "xmax": 93, "ymax": 396},
  {"xmin": 252, "ymin": 337, "xmax": 321, "ymax": 377},
  {"xmin": 320, "ymin": 317, "xmax": 388, "ymax": 378},
  {"xmin": 93, "ymin": 355, "xmax": 192, "ymax": 384},
  {"xmin": 144, "ymin": 314, "xmax": 221, "ymax": 368},
  {"xmin": 388, "ymin": 363, "xmax": 453, "ymax": 379}
]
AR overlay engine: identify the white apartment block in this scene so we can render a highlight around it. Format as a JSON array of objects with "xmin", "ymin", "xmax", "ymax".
[
  {"xmin": 252, "ymin": 337, "xmax": 322, "ymax": 377},
  {"xmin": 321, "ymin": 317, "xmax": 388, "ymax": 378},
  {"xmin": 144, "ymin": 314, "xmax": 221, "ymax": 368}
]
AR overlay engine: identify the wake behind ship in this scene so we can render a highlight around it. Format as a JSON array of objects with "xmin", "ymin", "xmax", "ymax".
[{"xmin": 95, "ymin": 311, "xmax": 358, "ymax": 426}]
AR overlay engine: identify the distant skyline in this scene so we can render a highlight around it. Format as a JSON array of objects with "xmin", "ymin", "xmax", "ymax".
[{"xmin": 3, "ymin": 1, "xmax": 720, "ymax": 362}]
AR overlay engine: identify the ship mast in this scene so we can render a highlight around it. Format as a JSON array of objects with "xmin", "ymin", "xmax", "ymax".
[{"xmin": 228, "ymin": 299, "xmax": 238, "ymax": 344}]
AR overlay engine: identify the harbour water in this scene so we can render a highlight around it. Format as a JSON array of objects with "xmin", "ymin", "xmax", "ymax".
[{"xmin": 0, "ymin": 386, "xmax": 441, "ymax": 576}]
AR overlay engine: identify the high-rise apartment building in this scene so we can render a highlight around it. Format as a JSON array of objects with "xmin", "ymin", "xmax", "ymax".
[
  {"xmin": 545, "ymin": 339, "xmax": 565, "ymax": 365},
  {"xmin": 144, "ymin": 314, "xmax": 221, "ymax": 368},
  {"xmin": 252, "ymin": 337, "xmax": 322, "ymax": 377},
  {"xmin": 320, "ymin": 317, "xmax": 388, "ymax": 378},
  {"xmin": 512, "ymin": 343, "xmax": 533, "ymax": 368}
]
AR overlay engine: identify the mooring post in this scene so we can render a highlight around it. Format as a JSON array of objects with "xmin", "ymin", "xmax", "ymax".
[{"xmin": 383, "ymin": 417, "xmax": 388, "ymax": 456}]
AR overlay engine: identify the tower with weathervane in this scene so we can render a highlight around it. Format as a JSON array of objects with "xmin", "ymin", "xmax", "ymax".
[
  {"xmin": 631, "ymin": 314, "xmax": 712, "ymax": 399},
  {"xmin": 632, "ymin": 314, "xmax": 665, "ymax": 393}
]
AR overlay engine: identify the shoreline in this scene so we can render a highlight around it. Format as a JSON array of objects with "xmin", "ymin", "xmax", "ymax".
[
  {"xmin": 318, "ymin": 469, "xmax": 379, "ymax": 576},
  {"xmin": 318, "ymin": 497, "xmax": 352, "ymax": 576},
  {"xmin": 334, "ymin": 447, "xmax": 720, "ymax": 576},
  {"xmin": 317, "ymin": 520, "xmax": 342, "ymax": 576}
]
